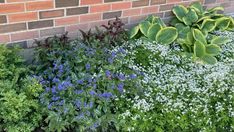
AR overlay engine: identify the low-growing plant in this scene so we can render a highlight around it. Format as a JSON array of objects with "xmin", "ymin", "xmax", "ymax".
[
  {"xmin": 0, "ymin": 45, "xmax": 44, "ymax": 132},
  {"xmin": 171, "ymin": 2, "xmax": 234, "ymax": 64},
  {"xmin": 129, "ymin": 15, "xmax": 178, "ymax": 45}
]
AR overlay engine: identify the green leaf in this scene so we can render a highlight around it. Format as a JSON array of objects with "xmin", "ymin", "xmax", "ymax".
[
  {"xmin": 216, "ymin": 17, "xmax": 231, "ymax": 31},
  {"xmin": 170, "ymin": 17, "xmax": 181, "ymax": 26},
  {"xmin": 129, "ymin": 26, "xmax": 139, "ymax": 38},
  {"xmin": 139, "ymin": 21, "xmax": 151, "ymax": 37},
  {"xmin": 201, "ymin": 19, "xmax": 216, "ymax": 32},
  {"xmin": 205, "ymin": 44, "xmax": 221, "ymax": 56},
  {"xmin": 147, "ymin": 24, "xmax": 162, "ymax": 41},
  {"xmin": 207, "ymin": 6, "xmax": 224, "ymax": 13},
  {"xmin": 197, "ymin": 16, "xmax": 210, "ymax": 23},
  {"xmin": 156, "ymin": 27, "xmax": 178, "ymax": 45},
  {"xmin": 172, "ymin": 5, "xmax": 188, "ymax": 22},
  {"xmin": 183, "ymin": 9, "xmax": 198, "ymax": 26},
  {"xmin": 210, "ymin": 36, "xmax": 230, "ymax": 45},
  {"xmin": 190, "ymin": 2, "xmax": 204, "ymax": 14},
  {"xmin": 192, "ymin": 29, "xmax": 207, "ymax": 44},
  {"xmin": 194, "ymin": 41, "xmax": 206, "ymax": 57},
  {"xmin": 201, "ymin": 54, "xmax": 217, "ymax": 64}
]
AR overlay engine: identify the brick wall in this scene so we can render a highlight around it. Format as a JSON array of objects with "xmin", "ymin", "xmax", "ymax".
[{"xmin": 0, "ymin": 0, "xmax": 233, "ymax": 48}]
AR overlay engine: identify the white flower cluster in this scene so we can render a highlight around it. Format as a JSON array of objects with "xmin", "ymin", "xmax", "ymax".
[{"xmin": 118, "ymin": 31, "xmax": 234, "ymax": 129}]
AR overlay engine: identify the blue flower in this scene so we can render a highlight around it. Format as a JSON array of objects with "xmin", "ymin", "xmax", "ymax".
[
  {"xmin": 117, "ymin": 83, "xmax": 124, "ymax": 93},
  {"xmin": 118, "ymin": 73, "xmax": 125, "ymax": 81},
  {"xmin": 52, "ymin": 77, "xmax": 60, "ymax": 83},
  {"xmin": 75, "ymin": 100, "xmax": 82, "ymax": 108},
  {"xmin": 89, "ymin": 90, "xmax": 96, "ymax": 96},
  {"xmin": 74, "ymin": 90, "xmax": 83, "ymax": 94},
  {"xmin": 51, "ymin": 86, "xmax": 56, "ymax": 93},
  {"xmin": 86, "ymin": 63, "xmax": 91, "ymax": 70},
  {"xmin": 129, "ymin": 74, "xmax": 137, "ymax": 79},
  {"xmin": 77, "ymin": 79, "xmax": 84, "ymax": 85},
  {"xmin": 111, "ymin": 52, "xmax": 116, "ymax": 58},
  {"xmin": 52, "ymin": 96, "xmax": 60, "ymax": 101},
  {"xmin": 100, "ymin": 92, "xmax": 113, "ymax": 99},
  {"xmin": 105, "ymin": 70, "xmax": 111, "ymax": 78},
  {"xmin": 108, "ymin": 58, "xmax": 113, "ymax": 64}
]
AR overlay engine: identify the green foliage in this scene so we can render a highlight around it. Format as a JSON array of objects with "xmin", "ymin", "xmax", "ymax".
[
  {"xmin": 129, "ymin": 15, "xmax": 178, "ymax": 45},
  {"xmin": 171, "ymin": 2, "xmax": 234, "ymax": 64},
  {"xmin": 0, "ymin": 45, "xmax": 44, "ymax": 132}
]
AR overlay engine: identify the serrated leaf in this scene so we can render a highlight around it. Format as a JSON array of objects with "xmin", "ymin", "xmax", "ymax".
[
  {"xmin": 172, "ymin": 5, "xmax": 188, "ymax": 22},
  {"xmin": 194, "ymin": 41, "xmax": 206, "ymax": 57},
  {"xmin": 201, "ymin": 19, "xmax": 216, "ymax": 32},
  {"xmin": 205, "ymin": 44, "xmax": 221, "ymax": 56},
  {"xmin": 156, "ymin": 27, "xmax": 178, "ymax": 45},
  {"xmin": 139, "ymin": 21, "xmax": 151, "ymax": 37},
  {"xmin": 192, "ymin": 29, "xmax": 207, "ymax": 44},
  {"xmin": 201, "ymin": 54, "xmax": 217, "ymax": 64},
  {"xmin": 147, "ymin": 24, "xmax": 162, "ymax": 41},
  {"xmin": 210, "ymin": 36, "xmax": 230, "ymax": 45},
  {"xmin": 183, "ymin": 9, "xmax": 198, "ymax": 26},
  {"xmin": 129, "ymin": 26, "xmax": 139, "ymax": 38}
]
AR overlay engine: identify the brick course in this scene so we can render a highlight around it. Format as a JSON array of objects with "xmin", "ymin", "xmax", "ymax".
[{"xmin": 0, "ymin": 0, "xmax": 233, "ymax": 47}]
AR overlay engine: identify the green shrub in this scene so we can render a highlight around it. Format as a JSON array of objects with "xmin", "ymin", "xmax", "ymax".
[{"xmin": 0, "ymin": 45, "xmax": 44, "ymax": 132}]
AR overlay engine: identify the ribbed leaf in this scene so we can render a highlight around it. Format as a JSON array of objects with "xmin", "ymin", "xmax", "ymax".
[
  {"xmin": 147, "ymin": 24, "xmax": 162, "ymax": 41},
  {"xmin": 172, "ymin": 5, "xmax": 188, "ymax": 22},
  {"xmin": 205, "ymin": 44, "xmax": 221, "ymax": 56},
  {"xmin": 201, "ymin": 19, "xmax": 216, "ymax": 32},
  {"xmin": 129, "ymin": 26, "xmax": 139, "ymax": 39},
  {"xmin": 190, "ymin": 2, "xmax": 204, "ymax": 14},
  {"xmin": 139, "ymin": 21, "xmax": 151, "ymax": 37},
  {"xmin": 207, "ymin": 6, "xmax": 224, "ymax": 13},
  {"xmin": 156, "ymin": 27, "xmax": 178, "ymax": 45},
  {"xmin": 183, "ymin": 9, "xmax": 198, "ymax": 26},
  {"xmin": 192, "ymin": 29, "xmax": 207, "ymax": 44},
  {"xmin": 210, "ymin": 36, "xmax": 230, "ymax": 45},
  {"xmin": 216, "ymin": 17, "xmax": 231, "ymax": 31},
  {"xmin": 201, "ymin": 54, "xmax": 217, "ymax": 64},
  {"xmin": 194, "ymin": 41, "xmax": 206, "ymax": 57}
]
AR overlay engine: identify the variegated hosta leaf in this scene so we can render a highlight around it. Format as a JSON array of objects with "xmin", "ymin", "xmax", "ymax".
[
  {"xmin": 227, "ymin": 17, "xmax": 234, "ymax": 31},
  {"xmin": 145, "ymin": 15, "xmax": 158, "ymax": 24},
  {"xmin": 207, "ymin": 6, "xmax": 224, "ymax": 14},
  {"xmin": 210, "ymin": 36, "xmax": 230, "ymax": 45},
  {"xmin": 156, "ymin": 27, "xmax": 178, "ymax": 45},
  {"xmin": 147, "ymin": 24, "xmax": 162, "ymax": 41},
  {"xmin": 192, "ymin": 29, "xmax": 207, "ymax": 45},
  {"xmin": 139, "ymin": 21, "xmax": 151, "ymax": 37},
  {"xmin": 201, "ymin": 54, "xmax": 217, "ymax": 64},
  {"xmin": 201, "ymin": 19, "xmax": 216, "ymax": 32},
  {"xmin": 194, "ymin": 41, "xmax": 206, "ymax": 57},
  {"xmin": 190, "ymin": 2, "xmax": 204, "ymax": 15},
  {"xmin": 216, "ymin": 17, "xmax": 231, "ymax": 31},
  {"xmin": 197, "ymin": 16, "xmax": 211, "ymax": 23},
  {"xmin": 183, "ymin": 9, "xmax": 199, "ymax": 26},
  {"xmin": 205, "ymin": 44, "xmax": 221, "ymax": 56},
  {"xmin": 129, "ymin": 26, "xmax": 140, "ymax": 39},
  {"xmin": 172, "ymin": 5, "xmax": 188, "ymax": 22},
  {"xmin": 170, "ymin": 17, "xmax": 181, "ymax": 26},
  {"xmin": 175, "ymin": 23, "xmax": 190, "ymax": 39}
]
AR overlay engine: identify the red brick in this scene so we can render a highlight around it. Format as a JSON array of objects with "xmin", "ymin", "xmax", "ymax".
[
  {"xmin": 142, "ymin": 5, "xmax": 159, "ymax": 15},
  {"xmin": 123, "ymin": 8, "xmax": 141, "ymax": 17},
  {"xmin": 80, "ymin": 13, "xmax": 102, "ymax": 23},
  {"xmin": 55, "ymin": 16, "xmax": 79, "ymax": 26},
  {"xmin": 0, "ymin": 3, "xmax": 24, "ymax": 14},
  {"xmin": 26, "ymin": 1, "xmax": 54, "ymax": 11},
  {"xmin": 66, "ymin": 23, "xmax": 89, "ymax": 32},
  {"xmin": 112, "ymin": 2, "xmax": 131, "ymax": 10},
  {"xmin": 39, "ymin": 9, "xmax": 64, "ymax": 19},
  {"xmin": 167, "ymin": 0, "xmax": 182, "ymax": 4},
  {"xmin": 80, "ymin": 0, "xmax": 102, "ymax": 5},
  {"xmin": 89, "ymin": 20, "xmax": 109, "ymax": 29},
  {"xmin": 8, "ymin": 12, "xmax": 38, "ymax": 23},
  {"xmin": 0, "ymin": 34, "xmax": 10, "ymax": 43},
  {"xmin": 11, "ymin": 31, "xmax": 39, "ymax": 41},
  {"xmin": 90, "ymin": 4, "xmax": 111, "ymax": 13},
  {"xmin": 130, "ymin": 15, "xmax": 147, "ymax": 24}
]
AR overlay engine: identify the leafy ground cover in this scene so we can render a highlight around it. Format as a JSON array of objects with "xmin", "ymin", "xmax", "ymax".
[{"xmin": 0, "ymin": 2, "xmax": 233, "ymax": 132}]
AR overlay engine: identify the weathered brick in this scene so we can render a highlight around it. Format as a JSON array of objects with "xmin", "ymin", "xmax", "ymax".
[
  {"xmin": 0, "ymin": 34, "xmax": 10, "ymax": 43},
  {"xmin": 0, "ymin": 3, "xmax": 24, "ymax": 14},
  {"xmin": 103, "ymin": 11, "xmax": 122, "ymax": 19},
  {"xmin": 90, "ymin": 4, "xmax": 111, "ymax": 13},
  {"xmin": 40, "ymin": 9, "xmax": 64, "ymax": 19},
  {"xmin": 80, "ymin": 0, "xmax": 102, "ymax": 5},
  {"xmin": 0, "ymin": 15, "xmax": 7, "ymax": 24},
  {"xmin": 80, "ymin": 13, "xmax": 102, "ymax": 23},
  {"xmin": 167, "ymin": 0, "xmax": 182, "ymax": 4},
  {"xmin": 132, "ymin": 0, "xmax": 149, "ymax": 7},
  {"xmin": 55, "ymin": 16, "xmax": 79, "ymax": 26},
  {"xmin": 112, "ymin": 2, "xmax": 131, "ymax": 10},
  {"xmin": 130, "ymin": 15, "xmax": 147, "ymax": 24},
  {"xmin": 8, "ymin": 12, "xmax": 38, "ymax": 23},
  {"xmin": 66, "ymin": 7, "xmax": 89, "ymax": 16},
  {"xmin": 66, "ymin": 23, "xmax": 89, "ymax": 32},
  {"xmin": 28, "ymin": 20, "xmax": 54, "ymax": 29},
  {"xmin": 0, "ymin": 23, "xmax": 26, "ymax": 33},
  {"xmin": 11, "ymin": 31, "xmax": 39, "ymax": 41},
  {"xmin": 160, "ymin": 4, "xmax": 174, "ymax": 11},
  {"xmin": 104, "ymin": 0, "xmax": 123, "ymax": 3},
  {"xmin": 123, "ymin": 8, "xmax": 141, "ymax": 17},
  {"xmin": 26, "ymin": 1, "xmax": 53, "ymax": 11},
  {"xmin": 40, "ymin": 27, "xmax": 65, "ymax": 37},
  {"xmin": 151, "ymin": 0, "xmax": 166, "ymax": 5},
  {"xmin": 55, "ymin": 0, "xmax": 79, "ymax": 8},
  {"xmin": 142, "ymin": 5, "xmax": 159, "ymax": 15},
  {"xmin": 204, "ymin": 0, "xmax": 217, "ymax": 4}
]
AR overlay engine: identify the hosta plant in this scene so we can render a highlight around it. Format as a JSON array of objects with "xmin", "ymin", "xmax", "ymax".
[
  {"xmin": 129, "ymin": 15, "xmax": 178, "ymax": 45},
  {"xmin": 171, "ymin": 2, "xmax": 234, "ymax": 64}
]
